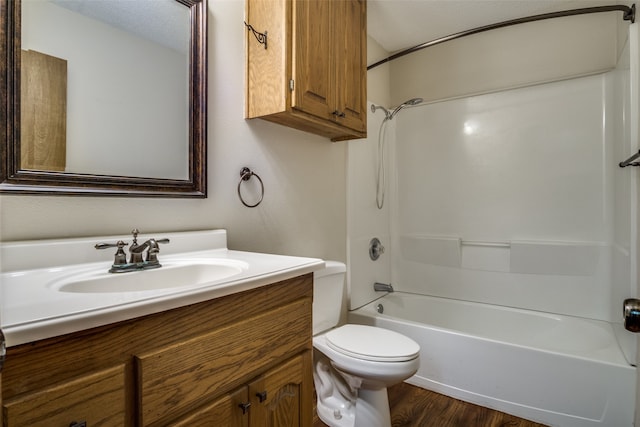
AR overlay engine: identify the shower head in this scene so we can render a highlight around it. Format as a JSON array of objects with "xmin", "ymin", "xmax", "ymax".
[
  {"xmin": 388, "ymin": 97, "xmax": 424, "ymax": 119},
  {"xmin": 371, "ymin": 98, "xmax": 423, "ymax": 120}
]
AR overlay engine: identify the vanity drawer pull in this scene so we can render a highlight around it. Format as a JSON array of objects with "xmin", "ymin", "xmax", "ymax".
[{"xmin": 69, "ymin": 422, "xmax": 87, "ymax": 427}]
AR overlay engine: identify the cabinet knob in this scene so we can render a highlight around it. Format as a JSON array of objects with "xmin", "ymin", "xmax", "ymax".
[
  {"xmin": 238, "ymin": 402, "xmax": 251, "ymax": 415},
  {"xmin": 256, "ymin": 390, "xmax": 268, "ymax": 402},
  {"xmin": 332, "ymin": 110, "xmax": 346, "ymax": 118},
  {"xmin": 69, "ymin": 422, "xmax": 87, "ymax": 427}
]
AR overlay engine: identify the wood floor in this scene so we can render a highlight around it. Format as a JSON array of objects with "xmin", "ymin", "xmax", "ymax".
[{"xmin": 313, "ymin": 382, "xmax": 549, "ymax": 427}]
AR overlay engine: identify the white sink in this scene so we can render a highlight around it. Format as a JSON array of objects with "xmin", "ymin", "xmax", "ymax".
[
  {"xmin": 49, "ymin": 259, "xmax": 248, "ymax": 293},
  {"xmin": 1, "ymin": 229, "xmax": 324, "ymax": 347}
]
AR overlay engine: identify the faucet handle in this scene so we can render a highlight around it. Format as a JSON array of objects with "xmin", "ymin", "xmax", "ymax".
[
  {"xmin": 145, "ymin": 238, "xmax": 170, "ymax": 263},
  {"xmin": 95, "ymin": 240, "xmax": 128, "ymax": 250},
  {"xmin": 95, "ymin": 240, "xmax": 129, "ymax": 265},
  {"xmin": 369, "ymin": 237, "xmax": 385, "ymax": 261}
]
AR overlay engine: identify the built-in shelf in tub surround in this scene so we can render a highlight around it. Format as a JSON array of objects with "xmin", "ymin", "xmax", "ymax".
[
  {"xmin": 399, "ymin": 234, "xmax": 606, "ymax": 275},
  {"xmin": 0, "ymin": 229, "xmax": 324, "ymax": 346}
]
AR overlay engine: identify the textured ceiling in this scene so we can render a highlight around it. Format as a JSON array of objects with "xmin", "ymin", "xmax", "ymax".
[
  {"xmin": 52, "ymin": 0, "xmax": 189, "ymax": 54},
  {"xmin": 368, "ymin": 0, "xmax": 626, "ymax": 53},
  {"xmin": 52, "ymin": 0, "xmax": 627, "ymax": 60}
]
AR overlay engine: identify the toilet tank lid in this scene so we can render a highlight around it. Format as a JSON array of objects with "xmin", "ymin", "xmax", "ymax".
[{"xmin": 314, "ymin": 260, "xmax": 346, "ymax": 279}]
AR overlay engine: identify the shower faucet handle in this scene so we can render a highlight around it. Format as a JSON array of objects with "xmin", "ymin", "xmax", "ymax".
[{"xmin": 369, "ymin": 237, "xmax": 385, "ymax": 261}]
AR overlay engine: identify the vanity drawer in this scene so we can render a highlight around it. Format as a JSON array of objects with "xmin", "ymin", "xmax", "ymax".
[
  {"xmin": 136, "ymin": 297, "xmax": 312, "ymax": 426},
  {"xmin": 3, "ymin": 365, "xmax": 125, "ymax": 426}
]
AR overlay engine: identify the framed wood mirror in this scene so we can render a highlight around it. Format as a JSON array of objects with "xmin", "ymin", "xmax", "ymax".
[{"xmin": 0, "ymin": 0, "xmax": 207, "ymax": 197}]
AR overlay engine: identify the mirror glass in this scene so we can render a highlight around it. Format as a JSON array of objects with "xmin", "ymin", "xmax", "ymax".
[
  {"xmin": 1, "ymin": 0, "xmax": 207, "ymax": 197},
  {"xmin": 22, "ymin": 0, "xmax": 189, "ymax": 179}
]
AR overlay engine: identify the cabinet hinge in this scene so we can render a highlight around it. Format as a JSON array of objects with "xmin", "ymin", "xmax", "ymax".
[
  {"xmin": 289, "ymin": 79, "xmax": 294, "ymax": 91},
  {"xmin": 0, "ymin": 329, "xmax": 5, "ymax": 373}
]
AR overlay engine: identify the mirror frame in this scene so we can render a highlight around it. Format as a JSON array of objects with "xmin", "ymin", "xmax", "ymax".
[{"xmin": 0, "ymin": 0, "xmax": 207, "ymax": 197}]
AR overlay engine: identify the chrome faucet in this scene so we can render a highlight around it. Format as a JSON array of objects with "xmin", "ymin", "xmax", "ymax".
[
  {"xmin": 129, "ymin": 230, "xmax": 169, "ymax": 263},
  {"xmin": 373, "ymin": 282, "xmax": 394, "ymax": 292},
  {"xmin": 95, "ymin": 229, "xmax": 170, "ymax": 273}
]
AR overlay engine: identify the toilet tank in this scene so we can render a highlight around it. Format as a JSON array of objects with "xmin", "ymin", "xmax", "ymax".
[{"xmin": 313, "ymin": 260, "xmax": 346, "ymax": 335}]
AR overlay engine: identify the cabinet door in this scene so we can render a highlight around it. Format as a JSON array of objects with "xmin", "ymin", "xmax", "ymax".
[
  {"xmin": 334, "ymin": 0, "xmax": 367, "ymax": 133},
  {"xmin": 3, "ymin": 365, "xmax": 125, "ymax": 427},
  {"xmin": 245, "ymin": 0, "xmax": 289, "ymax": 118},
  {"xmin": 291, "ymin": 0, "xmax": 333, "ymax": 120},
  {"xmin": 173, "ymin": 387, "xmax": 249, "ymax": 427},
  {"xmin": 248, "ymin": 352, "xmax": 312, "ymax": 427}
]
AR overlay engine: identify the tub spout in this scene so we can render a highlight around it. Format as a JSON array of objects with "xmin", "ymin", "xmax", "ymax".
[{"xmin": 374, "ymin": 282, "xmax": 394, "ymax": 292}]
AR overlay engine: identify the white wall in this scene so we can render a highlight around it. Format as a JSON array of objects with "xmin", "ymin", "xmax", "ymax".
[
  {"xmin": 0, "ymin": 0, "xmax": 347, "ymax": 263},
  {"xmin": 390, "ymin": 12, "xmax": 622, "ymax": 107}
]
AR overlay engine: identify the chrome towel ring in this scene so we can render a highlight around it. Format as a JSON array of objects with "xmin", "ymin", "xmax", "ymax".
[{"xmin": 237, "ymin": 167, "xmax": 264, "ymax": 208}]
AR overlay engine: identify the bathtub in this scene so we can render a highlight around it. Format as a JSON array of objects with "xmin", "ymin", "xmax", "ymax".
[{"xmin": 347, "ymin": 292, "xmax": 636, "ymax": 427}]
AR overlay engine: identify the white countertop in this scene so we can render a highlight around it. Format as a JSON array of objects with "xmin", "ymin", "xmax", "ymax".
[{"xmin": 1, "ymin": 230, "xmax": 324, "ymax": 346}]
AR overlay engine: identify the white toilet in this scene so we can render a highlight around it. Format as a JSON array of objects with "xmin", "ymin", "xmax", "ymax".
[{"xmin": 313, "ymin": 261, "xmax": 420, "ymax": 427}]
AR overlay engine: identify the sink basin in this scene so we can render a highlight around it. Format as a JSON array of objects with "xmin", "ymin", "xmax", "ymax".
[
  {"xmin": 49, "ymin": 259, "xmax": 248, "ymax": 293},
  {"xmin": 1, "ymin": 229, "xmax": 325, "ymax": 347}
]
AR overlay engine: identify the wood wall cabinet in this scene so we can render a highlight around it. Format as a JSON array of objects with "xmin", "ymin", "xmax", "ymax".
[
  {"xmin": 1, "ymin": 275, "xmax": 314, "ymax": 427},
  {"xmin": 245, "ymin": 0, "xmax": 367, "ymax": 141},
  {"xmin": 21, "ymin": 50, "xmax": 67, "ymax": 172}
]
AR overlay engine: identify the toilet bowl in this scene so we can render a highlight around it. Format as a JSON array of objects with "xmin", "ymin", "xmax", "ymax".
[{"xmin": 313, "ymin": 261, "xmax": 420, "ymax": 427}]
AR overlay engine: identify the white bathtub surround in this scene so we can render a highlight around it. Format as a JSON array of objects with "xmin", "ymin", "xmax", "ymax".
[
  {"xmin": 389, "ymin": 73, "xmax": 630, "ymax": 319},
  {"xmin": 349, "ymin": 292, "xmax": 635, "ymax": 427},
  {"xmin": 349, "ymin": 26, "xmax": 637, "ymax": 426},
  {"xmin": 347, "ymin": 106, "xmax": 394, "ymax": 310}
]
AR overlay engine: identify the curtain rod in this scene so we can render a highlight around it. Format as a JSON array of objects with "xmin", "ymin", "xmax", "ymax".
[{"xmin": 367, "ymin": 4, "xmax": 636, "ymax": 71}]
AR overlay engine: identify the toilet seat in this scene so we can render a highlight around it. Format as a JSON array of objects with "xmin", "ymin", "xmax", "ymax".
[{"xmin": 325, "ymin": 324, "xmax": 420, "ymax": 362}]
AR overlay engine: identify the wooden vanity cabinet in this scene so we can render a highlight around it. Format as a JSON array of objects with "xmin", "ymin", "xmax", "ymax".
[
  {"xmin": 1, "ymin": 274, "xmax": 314, "ymax": 427},
  {"xmin": 172, "ymin": 386, "xmax": 249, "ymax": 426},
  {"xmin": 173, "ymin": 354, "xmax": 308, "ymax": 427},
  {"xmin": 3, "ymin": 366, "xmax": 126, "ymax": 426},
  {"xmin": 245, "ymin": 0, "xmax": 367, "ymax": 141}
]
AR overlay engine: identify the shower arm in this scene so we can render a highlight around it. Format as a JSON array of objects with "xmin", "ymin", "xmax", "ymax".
[{"xmin": 371, "ymin": 98, "xmax": 424, "ymax": 120}]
